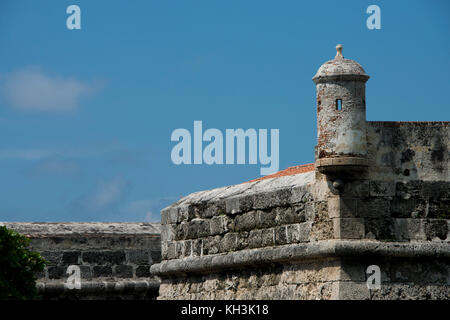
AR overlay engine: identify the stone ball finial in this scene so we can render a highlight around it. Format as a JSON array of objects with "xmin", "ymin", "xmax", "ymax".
[{"xmin": 335, "ymin": 44, "xmax": 344, "ymax": 59}]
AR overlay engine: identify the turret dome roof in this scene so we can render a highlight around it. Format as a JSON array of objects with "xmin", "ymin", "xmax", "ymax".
[{"xmin": 313, "ymin": 44, "xmax": 369, "ymax": 83}]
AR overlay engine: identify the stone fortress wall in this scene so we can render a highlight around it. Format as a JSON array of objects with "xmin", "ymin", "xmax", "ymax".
[
  {"xmin": 151, "ymin": 164, "xmax": 449, "ymax": 300},
  {"xmin": 0, "ymin": 222, "xmax": 161, "ymax": 300},
  {"xmin": 151, "ymin": 45, "xmax": 450, "ymax": 300}
]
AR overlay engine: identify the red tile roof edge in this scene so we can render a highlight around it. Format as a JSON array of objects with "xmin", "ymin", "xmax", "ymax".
[{"xmin": 245, "ymin": 163, "xmax": 315, "ymax": 184}]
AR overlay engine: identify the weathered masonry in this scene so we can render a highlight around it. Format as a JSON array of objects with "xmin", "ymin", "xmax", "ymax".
[
  {"xmin": 151, "ymin": 45, "xmax": 450, "ymax": 300},
  {"xmin": 1, "ymin": 222, "xmax": 161, "ymax": 300}
]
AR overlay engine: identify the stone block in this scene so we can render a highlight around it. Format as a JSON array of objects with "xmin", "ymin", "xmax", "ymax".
[
  {"xmin": 364, "ymin": 217, "xmax": 395, "ymax": 240},
  {"xmin": 370, "ymin": 181, "xmax": 396, "ymax": 197},
  {"xmin": 127, "ymin": 250, "xmax": 151, "ymax": 265},
  {"xmin": 391, "ymin": 198, "xmax": 416, "ymax": 218},
  {"xmin": 281, "ymin": 260, "xmax": 340, "ymax": 284},
  {"xmin": 162, "ymin": 206, "xmax": 179, "ymax": 224},
  {"xmin": 274, "ymin": 226, "xmax": 288, "ymax": 245},
  {"xmin": 428, "ymin": 198, "xmax": 450, "ymax": 219},
  {"xmin": 253, "ymin": 189, "xmax": 291, "ymax": 210},
  {"xmin": 166, "ymin": 241, "xmax": 176, "ymax": 260},
  {"xmin": 175, "ymin": 222, "xmax": 188, "ymax": 240},
  {"xmin": 61, "ymin": 251, "xmax": 80, "ymax": 265},
  {"xmin": 183, "ymin": 240, "xmax": 192, "ymax": 257},
  {"xmin": 161, "ymin": 224, "xmax": 176, "ymax": 242},
  {"xmin": 151, "ymin": 250, "xmax": 161, "ymax": 264},
  {"xmin": 286, "ymin": 222, "xmax": 311, "ymax": 243},
  {"xmin": 341, "ymin": 180, "xmax": 369, "ymax": 197},
  {"xmin": 202, "ymin": 201, "xmax": 226, "ymax": 218},
  {"xmin": 178, "ymin": 204, "xmax": 195, "ymax": 222},
  {"xmin": 82, "ymin": 250, "xmax": 126, "ymax": 265},
  {"xmin": 190, "ymin": 203, "xmax": 208, "ymax": 220},
  {"xmin": 40, "ymin": 251, "xmax": 61, "ymax": 265},
  {"xmin": 332, "ymin": 281, "xmax": 370, "ymax": 300},
  {"xmin": 357, "ymin": 198, "xmax": 390, "ymax": 218},
  {"xmin": 114, "ymin": 265, "xmax": 133, "ymax": 278},
  {"xmin": 315, "ymin": 200, "xmax": 328, "ymax": 218},
  {"xmin": 388, "ymin": 260, "xmax": 448, "ymax": 285},
  {"xmin": 202, "ymin": 236, "xmax": 221, "ymax": 255},
  {"xmin": 393, "ymin": 218, "xmax": 426, "ymax": 241},
  {"xmin": 304, "ymin": 203, "xmax": 315, "ymax": 220},
  {"xmin": 423, "ymin": 182, "xmax": 450, "ymax": 199},
  {"xmin": 236, "ymin": 232, "xmax": 249, "ymax": 250},
  {"xmin": 92, "ymin": 266, "xmax": 112, "ymax": 278},
  {"xmin": 234, "ymin": 211, "xmax": 257, "ymax": 232},
  {"xmin": 161, "ymin": 208, "xmax": 169, "ymax": 225},
  {"xmin": 424, "ymin": 219, "xmax": 448, "ymax": 241},
  {"xmin": 175, "ymin": 241, "xmax": 184, "ymax": 258},
  {"xmin": 290, "ymin": 186, "xmax": 308, "ymax": 204},
  {"xmin": 135, "ymin": 265, "xmax": 151, "ymax": 278},
  {"xmin": 80, "ymin": 266, "xmax": 92, "ymax": 280},
  {"xmin": 225, "ymin": 195, "xmax": 253, "ymax": 214},
  {"xmin": 261, "ymin": 228, "xmax": 275, "ymax": 247},
  {"xmin": 192, "ymin": 239, "xmax": 202, "ymax": 256},
  {"xmin": 310, "ymin": 201, "xmax": 333, "ymax": 241},
  {"xmin": 328, "ymin": 197, "xmax": 357, "ymax": 218},
  {"xmin": 248, "ymin": 230, "xmax": 262, "ymax": 248},
  {"xmin": 333, "ymin": 218, "xmax": 365, "ymax": 239},
  {"xmin": 275, "ymin": 207, "xmax": 298, "ymax": 225},
  {"xmin": 256, "ymin": 210, "xmax": 276, "ymax": 228},
  {"xmin": 47, "ymin": 266, "xmax": 65, "ymax": 280},
  {"xmin": 339, "ymin": 260, "xmax": 366, "ymax": 282},
  {"xmin": 52, "ymin": 265, "xmax": 74, "ymax": 281},
  {"xmin": 220, "ymin": 233, "xmax": 237, "ymax": 252},
  {"xmin": 160, "ymin": 242, "xmax": 168, "ymax": 261},
  {"xmin": 210, "ymin": 215, "xmax": 229, "ymax": 235},
  {"xmin": 187, "ymin": 219, "xmax": 210, "ymax": 239},
  {"xmin": 395, "ymin": 181, "xmax": 422, "ymax": 198}
]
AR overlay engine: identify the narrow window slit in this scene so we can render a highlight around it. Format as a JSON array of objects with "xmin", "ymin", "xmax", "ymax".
[{"xmin": 336, "ymin": 99, "xmax": 342, "ymax": 111}]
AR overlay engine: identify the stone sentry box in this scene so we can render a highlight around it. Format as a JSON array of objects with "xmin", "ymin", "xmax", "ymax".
[
  {"xmin": 151, "ymin": 45, "xmax": 450, "ymax": 300},
  {"xmin": 1, "ymin": 222, "xmax": 161, "ymax": 300}
]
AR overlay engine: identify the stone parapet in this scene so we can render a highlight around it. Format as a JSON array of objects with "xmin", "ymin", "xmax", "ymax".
[
  {"xmin": 1, "ymin": 222, "xmax": 162, "ymax": 300},
  {"xmin": 159, "ymin": 172, "xmax": 318, "ymax": 261}
]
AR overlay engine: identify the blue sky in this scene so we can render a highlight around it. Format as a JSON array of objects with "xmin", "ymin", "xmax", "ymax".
[{"xmin": 0, "ymin": 0, "xmax": 448, "ymax": 222}]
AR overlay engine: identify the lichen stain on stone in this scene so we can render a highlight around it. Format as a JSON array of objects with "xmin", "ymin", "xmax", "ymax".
[
  {"xmin": 401, "ymin": 149, "xmax": 416, "ymax": 163},
  {"xmin": 431, "ymin": 146, "xmax": 445, "ymax": 163}
]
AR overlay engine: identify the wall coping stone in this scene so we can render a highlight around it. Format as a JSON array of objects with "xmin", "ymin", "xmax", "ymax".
[
  {"xmin": 151, "ymin": 240, "xmax": 450, "ymax": 276},
  {"xmin": 162, "ymin": 171, "xmax": 315, "ymax": 218},
  {"xmin": 0, "ymin": 222, "xmax": 161, "ymax": 236},
  {"xmin": 169, "ymin": 171, "xmax": 313, "ymax": 206},
  {"xmin": 36, "ymin": 279, "xmax": 160, "ymax": 294}
]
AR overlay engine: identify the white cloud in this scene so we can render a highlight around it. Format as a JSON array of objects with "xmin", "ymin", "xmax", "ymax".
[
  {"xmin": 1, "ymin": 67, "xmax": 99, "ymax": 112},
  {"xmin": 88, "ymin": 177, "xmax": 130, "ymax": 209},
  {"xmin": 28, "ymin": 156, "xmax": 80, "ymax": 177},
  {"xmin": 0, "ymin": 143, "xmax": 126, "ymax": 161},
  {"xmin": 120, "ymin": 197, "xmax": 178, "ymax": 222},
  {"xmin": 0, "ymin": 148, "xmax": 52, "ymax": 160},
  {"xmin": 70, "ymin": 177, "xmax": 130, "ymax": 213}
]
